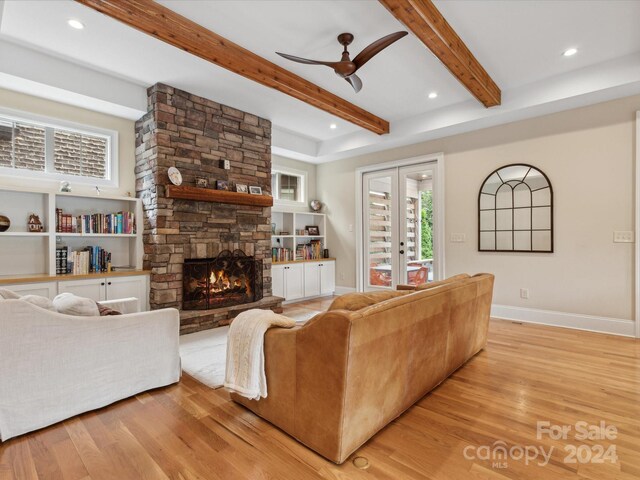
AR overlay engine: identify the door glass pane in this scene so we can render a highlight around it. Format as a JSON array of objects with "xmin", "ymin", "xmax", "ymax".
[
  {"xmin": 405, "ymin": 170, "xmax": 433, "ymax": 286},
  {"xmin": 368, "ymin": 176, "xmax": 392, "ymax": 288}
]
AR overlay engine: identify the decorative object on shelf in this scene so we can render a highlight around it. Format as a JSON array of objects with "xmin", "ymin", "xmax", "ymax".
[
  {"xmin": 249, "ymin": 186, "xmax": 262, "ymax": 195},
  {"xmin": 278, "ymin": 231, "xmax": 290, "ymax": 236},
  {"xmin": 236, "ymin": 184, "xmax": 248, "ymax": 193},
  {"xmin": 271, "ymin": 223, "xmax": 276, "ymax": 234},
  {"xmin": 27, "ymin": 214, "xmax": 44, "ymax": 233},
  {"xmin": 168, "ymin": 166, "xmax": 183, "ymax": 186},
  {"xmin": 306, "ymin": 225, "xmax": 320, "ymax": 236},
  {"xmin": 0, "ymin": 215, "xmax": 10, "ymax": 232},
  {"xmin": 59, "ymin": 181, "xmax": 71, "ymax": 193},
  {"xmin": 310, "ymin": 199, "xmax": 323, "ymax": 212},
  {"xmin": 478, "ymin": 164, "xmax": 553, "ymax": 253},
  {"xmin": 216, "ymin": 180, "xmax": 229, "ymax": 191},
  {"xmin": 323, "ymin": 249, "xmax": 330, "ymax": 258},
  {"xmin": 95, "ymin": 186, "xmax": 101, "ymax": 196},
  {"xmin": 219, "ymin": 159, "xmax": 231, "ymax": 170},
  {"xmin": 195, "ymin": 176, "xmax": 209, "ymax": 188}
]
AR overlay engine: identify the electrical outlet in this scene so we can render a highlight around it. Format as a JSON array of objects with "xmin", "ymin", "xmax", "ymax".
[
  {"xmin": 219, "ymin": 159, "xmax": 230, "ymax": 170},
  {"xmin": 613, "ymin": 231, "xmax": 634, "ymax": 243},
  {"xmin": 348, "ymin": 224, "xmax": 353, "ymax": 232},
  {"xmin": 340, "ymin": 272, "xmax": 345, "ymax": 280},
  {"xmin": 520, "ymin": 288, "xmax": 529, "ymax": 299},
  {"xmin": 450, "ymin": 233, "xmax": 466, "ymax": 243}
]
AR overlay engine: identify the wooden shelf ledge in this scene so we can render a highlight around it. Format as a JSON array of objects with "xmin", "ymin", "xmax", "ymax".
[
  {"xmin": 166, "ymin": 185, "xmax": 273, "ymax": 207},
  {"xmin": 0, "ymin": 270, "xmax": 151, "ymax": 286}
]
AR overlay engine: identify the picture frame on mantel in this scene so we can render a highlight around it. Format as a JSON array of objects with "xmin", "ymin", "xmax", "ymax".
[{"xmin": 249, "ymin": 186, "xmax": 262, "ymax": 195}]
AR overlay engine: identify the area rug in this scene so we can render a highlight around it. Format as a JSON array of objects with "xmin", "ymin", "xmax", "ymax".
[
  {"xmin": 179, "ymin": 309, "xmax": 319, "ymax": 388},
  {"xmin": 179, "ymin": 326, "xmax": 229, "ymax": 388}
]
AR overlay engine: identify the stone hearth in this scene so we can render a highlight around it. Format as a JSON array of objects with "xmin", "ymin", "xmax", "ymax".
[{"xmin": 135, "ymin": 83, "xmax": 280, "ymax": 333}]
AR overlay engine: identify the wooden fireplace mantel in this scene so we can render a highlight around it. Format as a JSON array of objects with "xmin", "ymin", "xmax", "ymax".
[{"xmin": 166, "ymin": 185, "xmax": 273, "ymax": 207}]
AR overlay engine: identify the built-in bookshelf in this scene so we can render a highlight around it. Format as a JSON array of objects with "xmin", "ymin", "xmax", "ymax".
[
  {"xmin": 271, "ymin": 210, "xmax": 327, "ymax": 263},
  {"xmin": 0, "ymin": 186, "xmax": 143, "ymax": 278}
]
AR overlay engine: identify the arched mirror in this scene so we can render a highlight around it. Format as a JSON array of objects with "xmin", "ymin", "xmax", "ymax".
[{"xmin": 478, "ymin": 164, "xmax": 553, "ymax": 252}]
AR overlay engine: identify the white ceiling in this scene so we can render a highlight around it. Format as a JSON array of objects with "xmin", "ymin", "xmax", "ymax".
[{"xmin": 0, "ymin": 0, "xmax": 639, "ymax": 163}]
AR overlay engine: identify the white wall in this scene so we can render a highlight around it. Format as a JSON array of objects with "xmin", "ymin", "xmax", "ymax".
[
  {"xmin": 0, "ymin": 87, "xmax": 136, "ymax": 196},
  {"xmin": 317, "ymin": 94, "xmax": 639, "ymax": 321}
]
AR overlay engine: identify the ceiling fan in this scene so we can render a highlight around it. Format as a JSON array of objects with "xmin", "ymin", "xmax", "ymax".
[{"xmin": 276, "ymin": 31, "xmax": 408, "ymax": 93}]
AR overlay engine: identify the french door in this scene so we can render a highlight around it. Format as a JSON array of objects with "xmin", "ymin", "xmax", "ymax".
[{"xmin": 362, "ymin": 162, "xmax": 438, "ymax": 290}]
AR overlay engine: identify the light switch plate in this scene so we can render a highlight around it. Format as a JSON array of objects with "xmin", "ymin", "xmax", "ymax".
[
  {"xmin": 220, "ymin": 159, "xmax": 230, "ymax": 170},
  {"xmin": 450, "ymin": 233, "xmax": 466, "ymax": 243},
  {"xmin": 613, "ymin": 231, "xmax": 634, "ymax": 243}
]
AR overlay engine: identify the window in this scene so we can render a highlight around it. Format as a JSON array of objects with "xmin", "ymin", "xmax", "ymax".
[
  {"xmin": 271, "ymin": 168, "xmax": 306, "ymax": 204},
  {"xmin": 0, "ymin": 111, "xmax": 117, "ymax": 186}
]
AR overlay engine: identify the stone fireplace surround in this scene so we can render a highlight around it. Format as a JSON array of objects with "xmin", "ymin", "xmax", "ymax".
[{"xmin": 135, "ymin": 83, "xmax": 281, "ymax": 334}]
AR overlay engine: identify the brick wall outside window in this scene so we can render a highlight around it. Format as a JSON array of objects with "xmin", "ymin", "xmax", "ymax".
[
  {"xmin": 0, "ymin": 123, "xmax": 46, "ymax": 172},
  {"xmin": 0, "ymin": 117, "xmax": 108, "ymax": 179}
]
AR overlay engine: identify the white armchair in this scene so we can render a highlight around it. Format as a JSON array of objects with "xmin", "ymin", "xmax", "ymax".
[{"xmin": 0, "ymin": 295, "xmax": 181, "ymax": 441}]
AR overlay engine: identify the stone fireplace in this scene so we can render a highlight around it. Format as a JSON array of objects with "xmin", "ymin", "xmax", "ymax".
[{"xmin": 135, "ymin": 83, "xmax": 281, "ymax": 334}]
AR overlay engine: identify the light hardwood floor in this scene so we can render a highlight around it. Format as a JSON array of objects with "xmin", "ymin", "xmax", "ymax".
[{"xmin": 1, "ymin": 297, "xmax": 639, "ymax": 480}]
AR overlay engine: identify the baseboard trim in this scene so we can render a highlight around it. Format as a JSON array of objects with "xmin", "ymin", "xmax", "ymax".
[
  {"xmin": 491, "ymin": 304, "xmax": 636, "ymax": 337},
  {"xmin": 334, "ymin": 286, "xmax": 356, "ymax": 295}
]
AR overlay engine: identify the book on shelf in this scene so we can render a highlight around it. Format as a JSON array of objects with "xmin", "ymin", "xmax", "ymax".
[
  {"xmin": 272, "ymin": 247, "xmax": 293, "ymax": 262},
  {"xmin": 56, "ymin": 208, "xmax": 136, "ymax": 234},
  {"xmin": 55, "ymin": 245, "xmax": 68, "ymax": 275},
  {"xmin": 296, "ymin": 239, "xmax": 323, "ymax": 261},
  {"xmin": 64, "ymin": 246, "xmax": 112, "ymax": 275}
]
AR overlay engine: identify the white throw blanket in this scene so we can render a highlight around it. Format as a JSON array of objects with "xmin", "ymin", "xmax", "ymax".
[{"xmin": 224, "ymin": 309, "xmax": 295, "ymax": 400}]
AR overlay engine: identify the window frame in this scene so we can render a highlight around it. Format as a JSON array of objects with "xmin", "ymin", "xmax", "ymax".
[
  {"xmin": 272, "ymin": 166, "xmax": 307, "ymax": 207},
  {"xmin": 0, "ymin": 107, "xmax": 118, "ymax": 187}
]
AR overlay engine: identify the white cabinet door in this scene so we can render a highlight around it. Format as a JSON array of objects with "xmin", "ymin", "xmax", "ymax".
[
  {"xmin": 303, "ymin": 262, "xmax": 321, "ymax": 297},
  {"xmin": 2, "ymin": 282, "xmax": 57, "ymax": 299},
  {"xmin": 285, "ymin": 263, "xmax": 304, "ymax": 301},
  {"xmin": 58, "ymin": 278, "xmax": 106, "ymax": 301},
  {"xmin": 272, "ymin": 265, "xmax": 285, "ymax": 299},
  {"xmin": 106, "ymin": 276, "xmax": 147, "ymax": 311},
  {"xmin": 320, "ymin": 261, "xmax": 336, "ymax": 295}
]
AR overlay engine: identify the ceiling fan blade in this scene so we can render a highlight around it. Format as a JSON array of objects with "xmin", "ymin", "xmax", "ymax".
[
  {"xmin": 276, "ymin": 52, "xmax": 338, "ymax": 67},
  {"xmin": 345, "ymin": 74, "xmax": 363, "ymax": 93},
  {"xmin": 352, "ymin": 31, "xmax": 408, "ymax": 70}
]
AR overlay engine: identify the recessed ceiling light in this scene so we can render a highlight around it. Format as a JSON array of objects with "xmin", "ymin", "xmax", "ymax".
[
  {"xmin": 563, "ymin": 48, "xmax": 577, "ymax": 57},
  {"xmin": 428, "ymin": 92, "xmax": 438, "ymax": 99},
  {"xmin": 67, "ymin": 19, "xmax": 85, "ymax": 30},
  {"xmin": 329, "ymin": 123, "xmax": 337, "ymax": 129}
]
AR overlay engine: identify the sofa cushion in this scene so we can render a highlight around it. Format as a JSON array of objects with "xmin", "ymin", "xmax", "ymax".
[
  {"xmin": 398, "ymin": 273, "xmax": 471, "ymax": 291},
  {"xmin": 21, "ymin": 295, "xmax": 56, "ymax": 311},
  {"xmin": 0, "ymin": 288, "xmax": 21, "ymax": 300},
  {"xmin": 328, "ymin": 290, "xmax": 410, "ymax": 312},
  {"xmin": 53, "ymin": 293, "xmax": 99, "ymax": 317}
]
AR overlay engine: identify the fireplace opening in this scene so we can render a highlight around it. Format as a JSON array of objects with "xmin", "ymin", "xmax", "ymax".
[{"xmin": 183, "ymin": 250, "xmax": 263, "ymax": 310}]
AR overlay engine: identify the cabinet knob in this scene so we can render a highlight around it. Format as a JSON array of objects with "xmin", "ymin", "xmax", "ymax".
[
  {"xmin": 100, "ymin": 282, "xmax": 105, "ymax": 286},
  {"xmin": 108, "ymin": 282, "xmax": 112, "ymax": 286}
]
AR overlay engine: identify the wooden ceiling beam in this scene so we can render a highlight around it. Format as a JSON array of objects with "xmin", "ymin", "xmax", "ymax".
[
  {"xmin": 76, "ymin": 0, "xmax": 390, "ymax": 135},
  {"xmin": 379, "ymin": 0, "xmax": 501, "ymax": 107}
]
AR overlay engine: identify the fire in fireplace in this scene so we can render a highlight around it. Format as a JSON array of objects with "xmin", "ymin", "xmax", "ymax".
[{"xmin": 183, "ymin": 250, "xmax": 263, "ymax": 310}]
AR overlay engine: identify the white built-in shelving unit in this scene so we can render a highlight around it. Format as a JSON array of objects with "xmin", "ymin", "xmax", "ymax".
[
  {"xmin": 0, "ymin": 186, "xmax": 143, "ymax": 278},
  {"xmin": 271, "ymin": 210, "xmax": 327, "ymax": 262}
]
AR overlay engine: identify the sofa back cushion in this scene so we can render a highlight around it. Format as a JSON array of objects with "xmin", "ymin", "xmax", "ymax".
[
  {"xmin": 328, "ymin": 289, "xmax": 409, "ymax": 312},
  {"xmin": 53, "ymin": 293, "xmax": 99, "ymax": 317}
]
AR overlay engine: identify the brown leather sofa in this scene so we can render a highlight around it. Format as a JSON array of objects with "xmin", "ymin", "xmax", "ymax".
[{"xmin": 231, "ymin": 273, "xmax": 494, "ymax": 464}]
